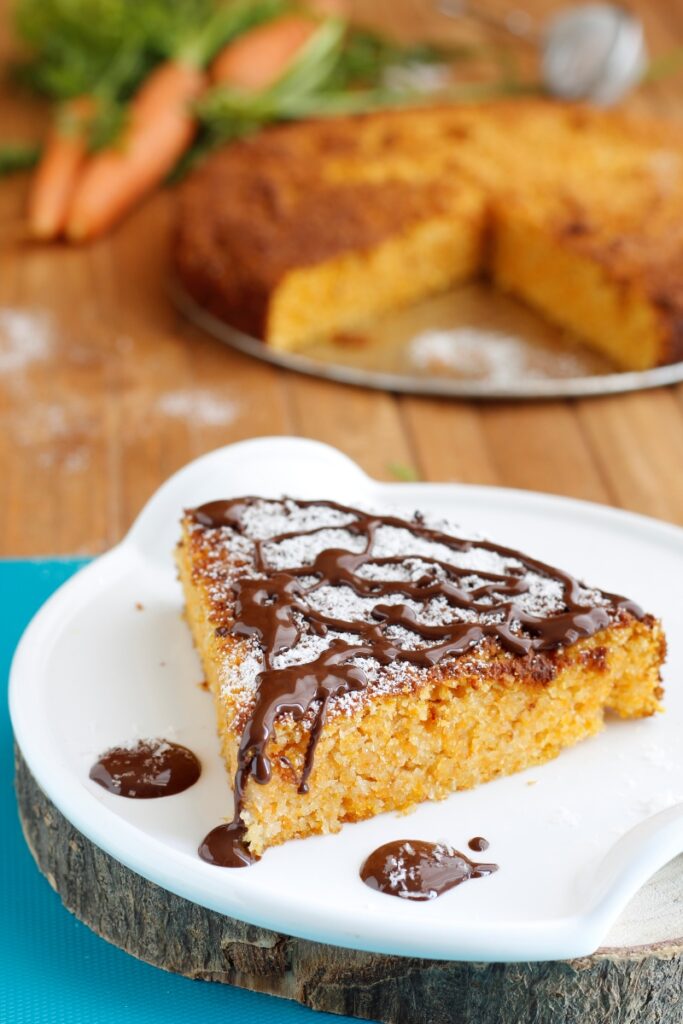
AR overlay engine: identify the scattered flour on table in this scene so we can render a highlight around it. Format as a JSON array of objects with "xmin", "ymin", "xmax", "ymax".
[
  {"xmin": 13, "ymin": 398, "xmax": 92, "ymax": 475},
  {"xmin": 157, "ymin": 389, "xmax": 240, "ymax": 427},
  {"xmin": 0, "ymin": 309, "xmax": 53, "ymax": 373},
  {"xmin": 35, "ymin": 443, "xmax": 90, "ymax": 475}
]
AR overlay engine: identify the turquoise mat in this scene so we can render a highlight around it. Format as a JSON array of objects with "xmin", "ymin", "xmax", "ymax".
[{"xmin": 2, "ymin": 559, "xmax": 357, "ymax": 1024}]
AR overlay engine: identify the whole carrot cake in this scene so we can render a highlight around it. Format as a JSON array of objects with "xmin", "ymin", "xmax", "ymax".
[{"xmin": 176, "ymin": 496, "xmax": 665, "ymax": 858}]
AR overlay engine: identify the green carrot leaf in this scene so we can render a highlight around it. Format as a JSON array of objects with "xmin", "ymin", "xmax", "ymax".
[
  {"xmin": 180, "ymin": 0, "xmax": 290, "ymax": 68},
  {"xmin": 387, "ymin": 461, "xmax": 421, "ymax": 483},
  {"xmin": 13, "ymin": 0, "xmax": 153, "ymax": 99},
  {"xmin": 642, "ymin": 47, "xmax": 683, "ymax": 84},
  {"xmin": 0, "ymin": 143, "xmax": 41, "ymax": 176}
]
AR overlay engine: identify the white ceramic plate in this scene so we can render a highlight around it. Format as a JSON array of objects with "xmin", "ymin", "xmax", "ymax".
[{"xmin": 9, "ymin": 438, "xmax": 683, "ymax": 962}]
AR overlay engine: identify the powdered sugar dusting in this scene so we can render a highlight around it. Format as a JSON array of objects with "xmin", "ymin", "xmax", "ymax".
[
  {"xmin": 187, "ymin": 497, "xmax": 616, "ymax": 726},
  {"xmin": 410, "ymin": 328, "xmax": 589, "ymax": 382}
]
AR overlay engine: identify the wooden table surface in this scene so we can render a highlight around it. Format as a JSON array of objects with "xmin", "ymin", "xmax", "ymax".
[{"xmin": 2, "ymin": 0, "xmax": 683, "ymax": 558}]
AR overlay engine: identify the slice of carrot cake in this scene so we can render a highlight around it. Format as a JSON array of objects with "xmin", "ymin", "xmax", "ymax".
[{"xmin": 176, "ymin": 496, "xmax": 665, "ymax": 860}]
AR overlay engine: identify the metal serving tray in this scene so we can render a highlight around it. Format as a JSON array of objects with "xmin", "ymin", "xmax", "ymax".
[{"xmin": 173, "ymin": 280, "xmax": 683, "ymax": 400}]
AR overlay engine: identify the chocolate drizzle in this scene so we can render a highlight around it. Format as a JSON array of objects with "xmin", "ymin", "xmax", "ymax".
[
  {"xmin": 192, "ymin": 496, "xmax": 641, "ymax": 866},
  {"xmin": 90, "ymin": 739, "xmax": 201, "ymax": 799},
  {"xmin": 360, "ymin": 839, "xmax": 498, "ymax": 900}
]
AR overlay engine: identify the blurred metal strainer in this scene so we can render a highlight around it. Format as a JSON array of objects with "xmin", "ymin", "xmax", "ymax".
[{"xmin": 439, "ymin": 2, "xmax": 648, "ymax": 104}]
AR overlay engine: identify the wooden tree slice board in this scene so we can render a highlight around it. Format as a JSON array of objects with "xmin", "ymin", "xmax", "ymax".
[{"xmin": 15, "ymin": 747, "xmax": 683, "ymax": 1024}]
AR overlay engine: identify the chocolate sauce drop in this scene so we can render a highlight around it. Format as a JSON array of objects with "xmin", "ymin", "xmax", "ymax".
[
  {"xmin": 468, "ymin": 836, "xmax": 490, "ymax": 852},
  {"xmin": 191, "ymin": 496, "xmax": 642, "ymax": 865},
  {"xmin": 198, "ymin": 821, "xmax": 258, "ymax": 867},
  {"xmin": 90, "ymin": 739, "xmax": 200, "ymax": 798},
  {"xmin": 360, "ymin": 839, "xmax": 498, "ymax": 901}
]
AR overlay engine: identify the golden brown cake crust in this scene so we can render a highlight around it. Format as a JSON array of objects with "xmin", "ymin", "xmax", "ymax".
[
  {"xmin": 174, "ymin": 100, "xmax": 683, "ymax": 365},
  {"xmin": 174, "ymin": 151, "xmax": 484, "ymax": 337}
]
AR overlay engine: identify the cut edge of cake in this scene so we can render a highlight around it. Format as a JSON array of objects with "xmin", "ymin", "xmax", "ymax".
[
  {"xmin": 266, "ymin": 187, "xmax": 486, "ymax": 350},
  {"xmin": 490, "ymin": 197, "xmax": 683, "ymax": 372}
]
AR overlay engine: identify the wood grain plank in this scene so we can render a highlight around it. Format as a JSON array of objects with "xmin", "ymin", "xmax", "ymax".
[
  {"xmin": 577, "ymin": 391, "xmax": 683, "ymax": 525},
  {"xmin": 476, "ymin": 403, "xmax": 612, "ymax": 502},
  {"xmin": 0, "ymin": 242, "xmax": 115, "ymax": 556},
  {"xmin": 399, "ymin": 396, "xmax": 499, "ymax": 484},
  {"xmin": 286, "ymin": 375, "xmax": 414, "ymax": 481},
  {"xmin": 98, "ymin": 194, "xmax": 293, "ymax": 536},
  {"xmin": 402, "ymin": 393, "xmax": 613, "ymax": 501}
]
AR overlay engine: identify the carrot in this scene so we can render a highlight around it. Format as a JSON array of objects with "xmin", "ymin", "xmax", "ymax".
[
  {"xmin": 211, "ymin": 14, "xmax": 319, "ymax": 91},
  {"xmin": 27, "ymin": 96, "xmax": 95, "ymax": 240},
  {"xmin": 65, "ymin": 61, "xmax": 205, "ymax": 243}
]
